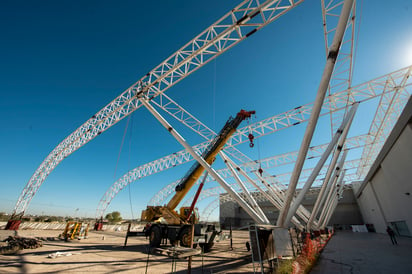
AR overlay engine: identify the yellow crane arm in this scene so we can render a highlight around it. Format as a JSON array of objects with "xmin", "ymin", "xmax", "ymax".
[{"xmin": 167, "ymin": 110, "xmax": 255, "ymax": 210}]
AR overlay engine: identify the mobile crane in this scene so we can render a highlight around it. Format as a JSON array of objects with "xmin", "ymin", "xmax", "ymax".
[{"xmin": 141, "ymin": 110, "xmax": 255, "ymax": 251}]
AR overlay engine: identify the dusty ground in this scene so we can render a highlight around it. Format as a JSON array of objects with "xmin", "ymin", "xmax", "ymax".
[{"xmin": 0, "ymin": 229, "xmax": 259, "ymax": 273}]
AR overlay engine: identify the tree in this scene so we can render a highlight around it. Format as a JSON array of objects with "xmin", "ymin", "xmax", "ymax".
[{"xmin": 105, "ymin": 211, "xmax": 122, "ymax": 223}]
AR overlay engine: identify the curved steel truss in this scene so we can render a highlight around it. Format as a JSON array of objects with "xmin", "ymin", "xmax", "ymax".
[
  {"xmin": 12, "ymin": 0, "xmax": 412, "ymax": 225},
  {"xmin": 96, "ymin": 66, "xmax": 412, "ymax": 218},
  {"xmin": 12, "ymin": 0, "xmax": 304, "ymax": 217},
  {"xmin": 151, "ymin": 135, "xmax": 367, "ymax": 208}
]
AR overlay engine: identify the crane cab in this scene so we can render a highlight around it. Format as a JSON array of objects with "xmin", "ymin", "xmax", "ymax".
[{"xmin": 180, "ymin": 206, "xmax": 199, "ymax": 223}]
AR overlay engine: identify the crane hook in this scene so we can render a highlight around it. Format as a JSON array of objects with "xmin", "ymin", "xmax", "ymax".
[{"xmin": 248, "ymin": 133, "xmax": 254, "ymax": 148}]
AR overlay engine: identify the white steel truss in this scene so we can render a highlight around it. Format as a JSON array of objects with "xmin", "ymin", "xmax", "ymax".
[
  {"xmin": 152, "ymin": 93, "xmax": 252, "ymax": 164},
  {"xmin": 198, "ymin": 1, "xmax": 359, "ymax": 223},
  {"xmin": 12, "ymin": 0, "xmax": 304, "ymax": 217},
  {"xmin": 152, "ymin": 137, "xmax": 366, "ymax": 209},
  {"xmin": 183, "ymin": 149, "xmax": 360, "ymax": 209},
  {"xmin": 357, "ymin": 68, "xmax": 412, "ymax": 177},
  {"xmin": 197, "ymin": 173, "xmax": 358, "ymax": 223},
  {"xmin": 95, "ymin": 66, "xmax": 412, "ymax": 218},
  {"xmin": 96, "ymin": 132, "xmax": 366, "ymax": 218},
  {"xmin": 277, "ymin": 0, "xmax": 354, "ymax": 228},
  {"xmin": 201, "ymin": 199, "xmax": 220, "ymax": 222},
  {"xmin": 205, "ymin": 160, "xmax": 358, "ymax": 200},
  {"xmin": 322, "ymin": 0, "xmax": 357, "ymax": 136},
  {"xmin": 11, "ymin": 0, "xmax": 412, "ymax": 225},
  {"xmin": 140, "ymin": 96, "xmax": 268, "ymax": 224}
]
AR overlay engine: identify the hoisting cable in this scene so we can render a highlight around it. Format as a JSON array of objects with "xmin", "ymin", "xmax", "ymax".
[
  {"xmin": 257, "ymin": 140, "xmax": 263, "ymax": 177},
  {"xmin": 128, "ymin": 113, "xmax": 135, "ymax": 220},
  {"xmin": 247, "ymin": 115, "xmax": 255, "ymax": 148},
  {"xmin": 114, "ymin": 114, "xmax": 132, "ymax": 179},
  {"xmin": 255, "ymin": 114, "xmax": 263, "ymax": 177},
  {"xmin": 114, "ymin": 112, "xmax": 136, "ymax": 221},
  {"xmin": 213, "ymin": 58, "xmax": 217, "ymax": 130}
]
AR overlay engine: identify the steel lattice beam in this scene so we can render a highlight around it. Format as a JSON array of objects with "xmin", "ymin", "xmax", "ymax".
[
  {"xmin": 157, "ymin": 135, "xmax": 367, "ymax": 208},
  {"xmin": 357, "ymin": 68, "xmax": 412, "ymax": 177},
  {"xmin": 322, "ymin": 0, "xmax": 357, "ymax": 136},
  {"xmin": 199, "ymin": 175, "xmax": 358, "ymax": 223},
  {"xmin": 95, "ymin": 66, "xmax": 412, "ymax": 218},
  {"xmin": 182, "ymin": 158, "xmax": 361, "ymax": 208},
  {"xmin": 201, "ymin": 199, "xmax": 220, "ymax": 222},
  {"xmin": 13, "ymin": 0, "xmax": 304, "ymax": 217}
]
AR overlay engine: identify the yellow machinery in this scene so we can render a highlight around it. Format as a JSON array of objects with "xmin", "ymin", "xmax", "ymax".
[
  {"xmin": 61, "ymin": 222, "xmax": 89, "ymax": 241},
  {"xmin": 141, "ymin": 110, "xmax": 255, "ymax": 251}
]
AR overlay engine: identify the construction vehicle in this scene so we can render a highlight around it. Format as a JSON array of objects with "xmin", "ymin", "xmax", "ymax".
[
  {"xmin": 141, "ymin": 110, "xmax": 255, "ymax": 252},
  {"xmin": 61, "ymin": 222, "xmax": 89, "ymax": 241}
]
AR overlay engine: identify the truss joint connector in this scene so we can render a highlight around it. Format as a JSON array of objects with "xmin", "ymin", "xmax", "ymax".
[{"xmin": 327, "ymin": 49, "xmax": 339, "ymax": 62}]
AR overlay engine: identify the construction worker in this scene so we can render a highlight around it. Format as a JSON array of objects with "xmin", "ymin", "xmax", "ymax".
[{"xmin": 386, "ymin": 226, "xmax": 398, "ymax": 245}]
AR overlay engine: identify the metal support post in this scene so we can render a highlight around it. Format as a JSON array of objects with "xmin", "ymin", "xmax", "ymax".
[
  {"xmin": 220, "ymin": 152, "xmax": 269, "ymax": 224},
  {"xmin": 319, "ymin": 170, "xmax": 346, "ymax": 227},
  {"xmin": 222, "ymin": 153, "xmax": 283, "ymax": 208},
  {"xmin": 313, "ymin": 150, "xmax": 348, "ymax": 229},
  {"xmin": 221, "ymin": 153, "xmax": 304, "ymax": 229},
  {"xmin": 322, "ymin": 195, "xmax": 339, "ymax": 228},
  {"xmin": 307, "ymin": 114, "xmax": 353, "ymax": 230},
  {"xmin": 319, "ymin": 189, "xmax": 337, "ymax": 229},
  {"xmin": 139, "ymin": 97, "xmax": 266, "ymax": 224},
  {"xmin": 277, "ymin": 0, "xmax": 354, "ymax": 227},
  {"xmin": 319, "ymin": 169, "xmax": 346, "ymax": 227},
  {"xmin": 283, "ymin": 103, "xmax": 358, "ymax": 227},
  {"xmin": 253, "ymin": 172, "xmax": 310, "ymax": 226}
]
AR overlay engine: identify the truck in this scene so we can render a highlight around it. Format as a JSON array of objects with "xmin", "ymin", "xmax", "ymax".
[{"xmin": 141, "ymin": 109, "xmax": 255, "ymax": 252}]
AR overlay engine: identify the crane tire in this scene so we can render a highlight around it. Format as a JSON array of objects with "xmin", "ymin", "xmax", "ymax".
[
  {"xmin": 149, "ymin": 225, "xmax": 161, "ymax": 247},
  {"xmin": 179, "ymin": 226, "xmax": 192, "ymax": 247}
]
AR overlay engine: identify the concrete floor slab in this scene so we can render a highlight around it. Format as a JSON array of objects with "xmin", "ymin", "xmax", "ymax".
[
  {"xmin": 311, "ymin": 231, "xmax": 412, "ymax": 274},
  {"xmin": 0, "ymin": 229, "xmax": 258, "ymax": 273}
]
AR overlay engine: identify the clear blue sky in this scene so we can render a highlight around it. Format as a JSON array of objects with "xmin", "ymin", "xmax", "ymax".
[{"xmin": 1, "ymin": 0, "xmax": 411, "ymax": 220}]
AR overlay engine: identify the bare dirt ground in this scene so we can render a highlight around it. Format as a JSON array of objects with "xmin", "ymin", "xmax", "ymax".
[{"xmin": 0, "ymin": 229, "xmax": 257, "ymax": 273}]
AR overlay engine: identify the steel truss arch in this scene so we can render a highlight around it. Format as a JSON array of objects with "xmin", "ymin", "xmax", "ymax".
[
  {"xmin": 357, "ymin": 68, "xmax": 412, "ymax": 177},
  {"xmin": 13, "ymin": 0, "xmax": 304, "ymax": 217},
  {"xmin": 201, "ymin": 199, "xmax": 220, "ymax": 222},
  {"xmin": 194, "ymin": 172, "xmax": 360, "ymax": 222},
  {"xmin": 218, "ymin": 175, "xmax": 357, "ymax": 204},
  {"xmin": 98, "ymin": 130, "xmax": 367, "ymax": 218},
  {"xmin": 322, "ymin": 0, "xmax": 357, "ymax": 135},
  {"xmin": 96, "ymin": 65, "xmax": 412, "ymax": 218},
  {"xmin": 161, "ymin": 135, "xmax": 367, "ymax": 208},
  {"xmin": 181, "ymin": 158, "xmax": 361, "ymax": 208}
]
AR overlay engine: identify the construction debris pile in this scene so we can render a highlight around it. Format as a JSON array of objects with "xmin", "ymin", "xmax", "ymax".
[{"xmin": 0, "ymin": 236, "xmax": 43, "ymax": 255}]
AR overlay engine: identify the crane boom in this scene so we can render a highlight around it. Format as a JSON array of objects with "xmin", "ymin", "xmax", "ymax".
[
  {"xmin": 168, "ymin": 110, "xmax": 255, "ymax": 210},
  {"xmin": 141, "ymin": 110, "xmax": 255, "ymax": 225}
]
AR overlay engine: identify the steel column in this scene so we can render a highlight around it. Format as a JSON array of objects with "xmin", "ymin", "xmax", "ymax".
[
  {"xmin": 221, "ymin": 153, "xmax": 304, "ymax": 229},
  {"xmin": 313, "ymin": 149, "xmax": 348, "ymax": 229},
  {"xmin": 319, "ymin": 169, "xmax": 346, "ymax": 227},
  {"xmin": 220, "ymin": 152, "xmax": 269, "ymax": 224},
  {"xmin": 283, "ymin": 103, "xmax": 358, "ymax": 227},
  {"xmin": 139, "ymin": 97, "xmax": 266, "ymax": 224},
  {"xmin": 307, "ymin": 104, "xmax": 354, "ymax": 229},
  {"xmin": 277, "ymin": 0, "xmax": 354, "ymax": 227}
]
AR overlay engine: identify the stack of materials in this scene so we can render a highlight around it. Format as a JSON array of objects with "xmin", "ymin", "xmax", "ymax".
[{"xmin": 0, "ymin": 236, "xmax": 43, "ymax": 255}]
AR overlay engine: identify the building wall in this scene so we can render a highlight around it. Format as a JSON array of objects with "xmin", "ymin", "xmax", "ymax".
[
  {"xmin": 220, "ymin": 188, "xmax": 363, "ymax": 229},
  {"xmin": 356, "ymin": 183, "xmax": 387, "ymax": 233},
  {"xmin": 356, "ymin": 122, "xmax": 412, "ymax": 235}
]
